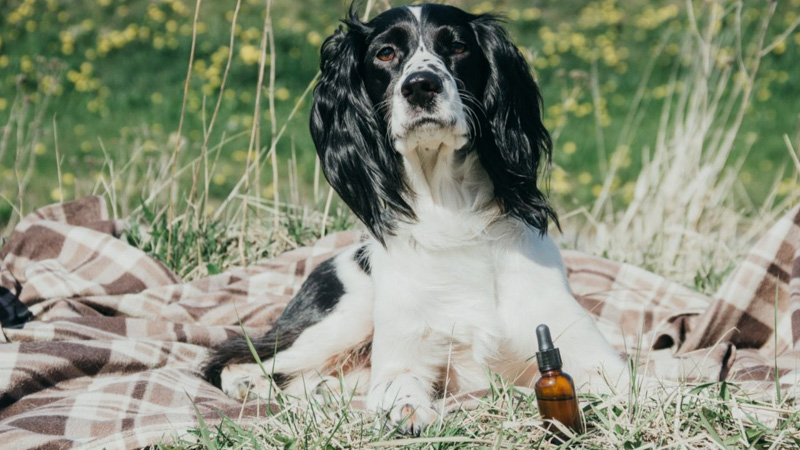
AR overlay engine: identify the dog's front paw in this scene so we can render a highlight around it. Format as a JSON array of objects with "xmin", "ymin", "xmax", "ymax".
[
  {"xmin": 219, "ymin": 364, "xmax": 277, "ymax": 400},
  {"xmin": 388, "ymin": 402, "xmax": 438, "ymax": 436},
  {"xmin": 574, "ymin": 357, "xmax": 631, "ymax": 397},
  {"xmin": 367, "ymin": 374, "xmax": 438, "ymax": 436}
]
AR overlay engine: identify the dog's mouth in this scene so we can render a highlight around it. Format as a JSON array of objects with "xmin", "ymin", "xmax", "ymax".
[
  {"xmin": 407, "ymin": 116, "xmax": 452, "ymax": 130},
  {"xmin": 390, "ymin": 98, "xmax": 469, "ymax": 152}
]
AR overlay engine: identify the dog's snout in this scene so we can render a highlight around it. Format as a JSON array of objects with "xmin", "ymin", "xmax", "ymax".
[{"xmin": 401, "ymin": 71, "xmax": 443, "ymax": 107}]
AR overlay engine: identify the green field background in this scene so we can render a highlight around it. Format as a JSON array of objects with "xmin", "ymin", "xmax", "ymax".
[{"xmin": 1, "ymin": 0, "xmax": 799, "ymax": 226}]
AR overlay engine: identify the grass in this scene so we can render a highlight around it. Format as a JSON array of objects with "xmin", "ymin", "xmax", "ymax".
[
  {"xmin": 1, "ymin": 0, "xmax": 800, "ymax": 219},
  {"xmin": 557, "ymin": 0, "xmax": 800, "ymax": 287},
  {"xmin": 161, "ymin": 379, "xmax": 800, "ymax": 448},
  {"xmin": 3, "ymin": 0, "xmax": 800, "ymax": 448}
]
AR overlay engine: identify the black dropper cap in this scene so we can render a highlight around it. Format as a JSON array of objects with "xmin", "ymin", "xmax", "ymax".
[{"xmin": 536, "ymin": 324, "xmax": 562, "ymax": 372}]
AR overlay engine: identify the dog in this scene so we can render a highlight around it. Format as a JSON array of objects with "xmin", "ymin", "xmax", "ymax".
[{"xmin": 203, "ymin": 3, "xmax": 627, "ymax": 435}]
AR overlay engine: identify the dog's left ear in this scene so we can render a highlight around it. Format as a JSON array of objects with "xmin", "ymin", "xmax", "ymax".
[{"xmin": 471, "ymin": 16, "xmax": 558, "ymax": 234}]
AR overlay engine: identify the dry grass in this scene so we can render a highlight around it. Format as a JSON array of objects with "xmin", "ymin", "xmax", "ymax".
[
  {"xmin": 164, "ymin": 374, "xmax": 799, "ymax": 449},
  {"xmin": 559, "ymin": 0, "xmax": 800, "ymax": 290}
]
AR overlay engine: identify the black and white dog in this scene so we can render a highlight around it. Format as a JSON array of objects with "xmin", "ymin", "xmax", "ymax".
[{"xmin": 204, "ymin": 4, "xmax": 626, "ymax": 434}]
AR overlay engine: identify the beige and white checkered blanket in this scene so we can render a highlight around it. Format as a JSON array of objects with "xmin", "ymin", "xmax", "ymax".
[{"xmin": 1, "ymin": 196, "xmax": 798, "ymax": 448}]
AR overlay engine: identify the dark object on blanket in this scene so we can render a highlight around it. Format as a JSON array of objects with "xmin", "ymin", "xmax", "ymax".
[{"xmin": 0, "ymin": 286, "xmax": 33, "ymax": 329}]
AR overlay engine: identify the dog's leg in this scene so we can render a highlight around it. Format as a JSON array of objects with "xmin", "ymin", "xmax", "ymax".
[
  {"xmin": 449, "ymin": 357, "xmax": 492, "ymax": 393},
  {"xmin": 217, "ymin": 313, "xmax": 372, "ymax": 401},
  {"xmin": 368, "ymin": 329, "xmax": 438, "ymax": 434},
  {"xmin": 203, "ymin": 245, "xmax": 374, "ymax": 400},
  {"xmin": 366, "ymin": 271, "xmax": 443, "ymax": 435},
  {"xmin": 281, "ymin": 364, "xmax": 372, "ymax": 399},
  {"xmin": 368, "ymin": 372, "xmax": 439, "ymax": 436},
  {"xmin": 496, "ymin": 230, "xmax": 629, "ymax": 395}
]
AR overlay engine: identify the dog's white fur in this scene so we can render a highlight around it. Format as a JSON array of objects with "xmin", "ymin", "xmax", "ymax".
[
  {"xmin": 390, "ymin": 6, "xmax": 470, "ymax": 154},
  {"xmin": 219, "ymin": 5, "xmax": 627, "ymax": 434}
]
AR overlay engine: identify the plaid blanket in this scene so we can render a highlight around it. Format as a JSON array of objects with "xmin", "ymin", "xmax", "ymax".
[{"xmin": 1, "ymin": 196, "xmax": 798, "ymax": 448}]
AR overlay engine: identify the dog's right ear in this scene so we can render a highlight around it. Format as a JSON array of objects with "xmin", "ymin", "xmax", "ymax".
[{"xmin": 310, "ymin": 12, "xmax": 414, "ymax": 245}]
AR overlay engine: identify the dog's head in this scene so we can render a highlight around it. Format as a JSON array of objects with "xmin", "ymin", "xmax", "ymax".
[{"xmin": 310, "ymin": 4, "xmax": 556, "ymax": 243}]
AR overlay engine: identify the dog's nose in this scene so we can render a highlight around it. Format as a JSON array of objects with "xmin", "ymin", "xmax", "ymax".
[{"xmin": 401, "ymin": 71, "xmax": 443, "ymax": 107}]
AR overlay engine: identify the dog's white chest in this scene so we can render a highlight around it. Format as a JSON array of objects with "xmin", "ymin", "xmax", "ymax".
[{"xmin": 370, "ymin": 235, "xmax": 508, "ymax": 363}]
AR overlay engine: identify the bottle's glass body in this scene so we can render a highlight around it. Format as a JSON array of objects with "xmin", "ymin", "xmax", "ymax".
[{"xmin": 534, "ymin": 369, "xmax": 584, "ymax": 439}]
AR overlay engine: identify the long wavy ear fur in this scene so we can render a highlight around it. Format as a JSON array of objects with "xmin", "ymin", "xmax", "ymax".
[
  {"xmin": 471, "ymin": 15, "xmax": 558, "ymax": 234},
  {"xmin": 310, "ymin": 10, "xmax": 414, "ymax": 244}
]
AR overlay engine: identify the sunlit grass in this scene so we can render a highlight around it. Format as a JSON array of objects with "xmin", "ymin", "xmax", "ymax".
[
  {"xmin": 167, "ymin": 376, "xmax": 800, "ymax": 448},
  {"xmin": 1, "ymin": 0, "xmax": 799, "ymax": 217}
]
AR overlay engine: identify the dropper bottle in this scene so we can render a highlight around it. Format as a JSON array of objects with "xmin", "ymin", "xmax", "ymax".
[{"xmin": 534, "ymin": 324, "xmax": 584, "ymax": 437}]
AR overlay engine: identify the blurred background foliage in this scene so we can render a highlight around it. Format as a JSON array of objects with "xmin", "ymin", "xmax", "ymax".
[{"xmin": 1, "ymin": 0, "xmax": 799, "ymax": 226}]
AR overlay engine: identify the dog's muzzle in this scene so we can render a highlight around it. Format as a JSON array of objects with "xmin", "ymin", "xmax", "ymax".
[{"xmin": 401, "ymin": 71, "xmax": 443, "ymax": 109}]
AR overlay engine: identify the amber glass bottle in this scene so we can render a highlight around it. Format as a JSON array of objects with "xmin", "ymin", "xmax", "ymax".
[{"xmin": 534, "ymin": 324, "xmax": 584, "ymax": 438}]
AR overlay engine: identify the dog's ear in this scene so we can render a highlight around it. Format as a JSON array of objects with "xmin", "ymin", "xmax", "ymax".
[
  {"xmin": 471, "ymin": 15, "xmax": 558, "ymax": 234},
  {"xmin": 310, "ymin": 12, "xmax": 414, "ymax": 245}
]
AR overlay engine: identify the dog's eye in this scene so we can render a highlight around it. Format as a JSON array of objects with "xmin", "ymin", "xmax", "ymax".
[
  {"xmin": 376, "ymin": 46, "xmax": 395, "ymax": 62},
  {"xmin": 451, "ymin": 42, "xmax": 467, "ymax": 54}
]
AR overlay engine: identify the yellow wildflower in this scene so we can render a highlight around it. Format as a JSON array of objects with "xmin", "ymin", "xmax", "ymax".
[
  {"xmin": 233, "ymin": 150, "xmax": 248, "ymax": 162},
  {"xmin": 239, "ymin": 44, "xmax": 261, "ymax": 65},
  {"xmin": 522, "ymin": 8, "xmax": 541, "ymax": 21},
  {"xmin": 50, "ymin": 188, "xmax": 64, "ymax": 201},
  {"xmin": 21, "ymin": 57, "xmax": 33, "ymax": 73},
  {"xmin": 276, "ymin": 87, "xmax": 290, "ymax": 101},
  {"xmin": 307, "ymin": 31, "xmax": 322, "ymax": 46},
  {"xmin": 773, "ymin": 40, "xmax": 786, "ymax": 55}
]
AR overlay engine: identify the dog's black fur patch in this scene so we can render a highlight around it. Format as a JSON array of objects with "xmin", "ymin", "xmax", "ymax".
[
  {"xmin": 353, "ymin": 244, "xmax": 371, "ymax": 275},
  {"xmin": 202, "ymin": 258, "xmax": 345, "ymax": 388}
]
